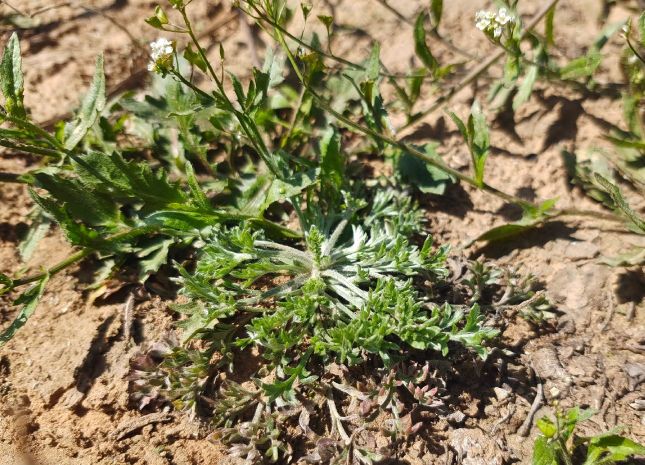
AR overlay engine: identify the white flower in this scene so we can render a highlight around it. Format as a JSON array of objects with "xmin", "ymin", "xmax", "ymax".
[
  {"xmin": 496, "ymin": 8, "xmax": 514, "ymax": 25},
  {"xmin": 474, "ymin": 8, "xmax": 516, "ymax": 40},
  {"xmin": 148, "ymin": 38, "xmax": 175, "ymax": 74},
  {"xmin": 475, "ymin": 10, "xmax": 493, "ymax": 30}
]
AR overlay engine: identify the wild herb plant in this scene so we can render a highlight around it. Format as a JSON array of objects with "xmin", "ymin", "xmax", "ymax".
[
  {"xmin": 533, "ymin": 406, "xmax": 645, "ymax": 465},
  {"xmin": 0, "ymin": 0, "xmax": 644, "ymax": 463}
]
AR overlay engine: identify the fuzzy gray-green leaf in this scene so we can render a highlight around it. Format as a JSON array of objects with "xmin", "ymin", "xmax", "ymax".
[
  {"xmin": 65, "ymin": 55, "xmax": 106, "ymax": 150},
  {"xmin": 0, "ymin": 33, "xmax": 26, "ymax": 119}
]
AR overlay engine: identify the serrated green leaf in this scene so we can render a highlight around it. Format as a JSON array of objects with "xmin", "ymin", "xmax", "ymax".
[
  {"xmin": 137, "ymin": 237, "xmax": 174, "ymax": 282},
  {"xmin": 73, "ymin": 151, "xmax": 186, "ymax": 210},
  {"xmin": 594, "ymin": 173, "xmax": 645, "ymax": 234},
  {"xmin": 0, "ymin": 275, "xmax": 49, "ymax": 346},
  {"xmin": 414, "ymin": 12, "xmax": 438, "ymax": 72},
  {"xmin": 31, "ymin": 170, "xmax": 120, "ymax": 227},
  {"xmin": 65, "ymin": 55, "xmax": 106, "ymax": 150},
  {"xmin": 29, "ymin": 188, "xmax": 114, "ymax": 249},
  {"xmin": 184, "ymin": 161, "xmax": 211, "ymax": 210},
  {"xmin": 0, "ymin": 32, "xmax": 25, "ymax": 119}
]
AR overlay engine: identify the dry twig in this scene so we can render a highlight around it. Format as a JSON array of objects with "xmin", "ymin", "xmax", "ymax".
[{"xmin": 517, "ymin": 383, "xmax": 544, "ymax": 437}]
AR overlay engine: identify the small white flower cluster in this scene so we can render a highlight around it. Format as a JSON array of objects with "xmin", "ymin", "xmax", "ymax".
[
  {"xmin": 147, "ymin": 38, "xmax": 174, "ymax": 73},
  {"xmin": 475, "ymin": 8, "xmax": 515, "ymax": 39}
]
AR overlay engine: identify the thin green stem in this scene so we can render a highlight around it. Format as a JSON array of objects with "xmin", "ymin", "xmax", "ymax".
[
  {"xmin": 281, "ymin": 86, "xmax": 307, "ymax": 148},
  {"xmin": 2, "ymin": 114, "xmax": 63, "ymax": 150},
  {"xmin": 171, "ymin": 70, "xmax": 214, "ymax": 101},
  {"xmin": 0, "ymin": 139, "xmax": 63, "ymax": 158},
  {"xmin": 12, "ymin": 248, "xmax": 91, "ymax": 287},
  {"xmin": 0, "ymin": 172, "xmax": 26, "ymax": 184}
]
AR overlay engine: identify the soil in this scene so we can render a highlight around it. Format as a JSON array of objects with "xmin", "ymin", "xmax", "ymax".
[{"xmin": 0, "ymin": 1, "xmax": 644, "ymax": 464}]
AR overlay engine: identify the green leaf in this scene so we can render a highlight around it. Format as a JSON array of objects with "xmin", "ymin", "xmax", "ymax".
[
  {"xmin": 560, "ymin": 49, "xmax": 601, "ymax": 80},
  {"xmin": 537, "ymin": 417, "xmax": 557, "ymax": 438},
  {"xmin": 513, "ymin": 64, "xmax": 538, "ymax": 110},
  {"xmin": 545, "ymin": 5, "xmax": 555, "ymax": 47},
  {"xmin": 18, "ymin": 211, "xmax": 51, "ymax": 262},
  {"xmin": 262, "ymin": 168, "xmax": 319, "ymax": 213},
  {"xmin": 532, "ymin": 436, "xmax": 558, "ymax": 465},
  {"xmin": 397, "ymin": 145, "xmax": 454, "ymax": 195},
  {"xmin": 601, "ymin": 246, "xmax": 645, "ymax": 267},
  {"xmin": 469, "ymin": 101, "xmax": 489, "ymax": 187},
  {"xmin": 31, "ymin": 170, "xmax": 120, "ymax": 227},
  {"xmin": 448, "ymin": 111, "xmax": 469, "ymax": 143},
  {"xmin": 184, "ymin": 161, "xmax": 211, "ymax": 210},
  {"xmin": 0, "ymin": 275, "xmax": 49, "ymax": 346},
  {"xmin": 184, "ymin": 44, "xmax": 207, "ymax": 73},
  {"xmin": 594, "ymin": 174, "xmax": 645, "ymax": 234},
  {"xmin": 73, "ymin": 151, "xmax": 187, "ymax": 211},
  {"xmin": 0, "ymin": 32, "xmax": 26, "ymax": 118},
  {"xmin": 414, "ymin": 12, "xmax": 438, "ymax": 72},
  {"xmin": 154, "ymin": 5, "xmax": 169, "ymax": 24},
  {"xmin": 65, "ymin": 55, "xmax": 106, "ymax": 150},
  {"xmin": 0, "ymin": 273, "xmax": 13, "ymax": 295},
  {"xmin": 430, "ymin": 0, "xmax": 443, "ymax": 30},
  {"xmin": 366, "ymin": 43, "xmax": 380, "ymax": 82},
  {"xmin": 583, "ymin": 434, "xmax": 645, "ymax": 465},
  {"xmin": 320, "ymin": 127, "xmax": 344, "ymax": 191},
  {"xmin": 137, "ymin": 237, "xmax": 174, "ymax": 282},
  {"xmin": 472, "ymin": 199, "xmax": 556, "ymax": 244}
]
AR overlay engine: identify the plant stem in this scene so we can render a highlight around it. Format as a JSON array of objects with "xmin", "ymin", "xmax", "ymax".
[
  {"xmin": 0, "ymin": 172, "xmax": 26, "ymax": 184},
  {"xmin": 281, "ymin": 86, "xmax": 306, "ymax": 148},
  {"xmin": 12, "ymin": 248, "xmax": 91, "ymax": 287},
  {"xmin": 0, "ymin": 139, "xmax": 63, "ymax": 158}
]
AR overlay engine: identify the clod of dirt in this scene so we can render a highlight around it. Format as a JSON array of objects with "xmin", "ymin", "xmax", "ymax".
[
  {"xmin": 624, "ymin": 363, "xmax": 645, "ymax": 391},
  {"xmin": 530, "ymin": 347, "xmax": 571, "ymax": 383},
  {"xmin": 449, "ymin": 428, "xmax": 506, "ymax": 465}
]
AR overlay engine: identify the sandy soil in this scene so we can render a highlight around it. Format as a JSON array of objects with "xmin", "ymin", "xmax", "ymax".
[{"xmin": 0, "ymin": 1, "xmax": 643, "ymax": 464}]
